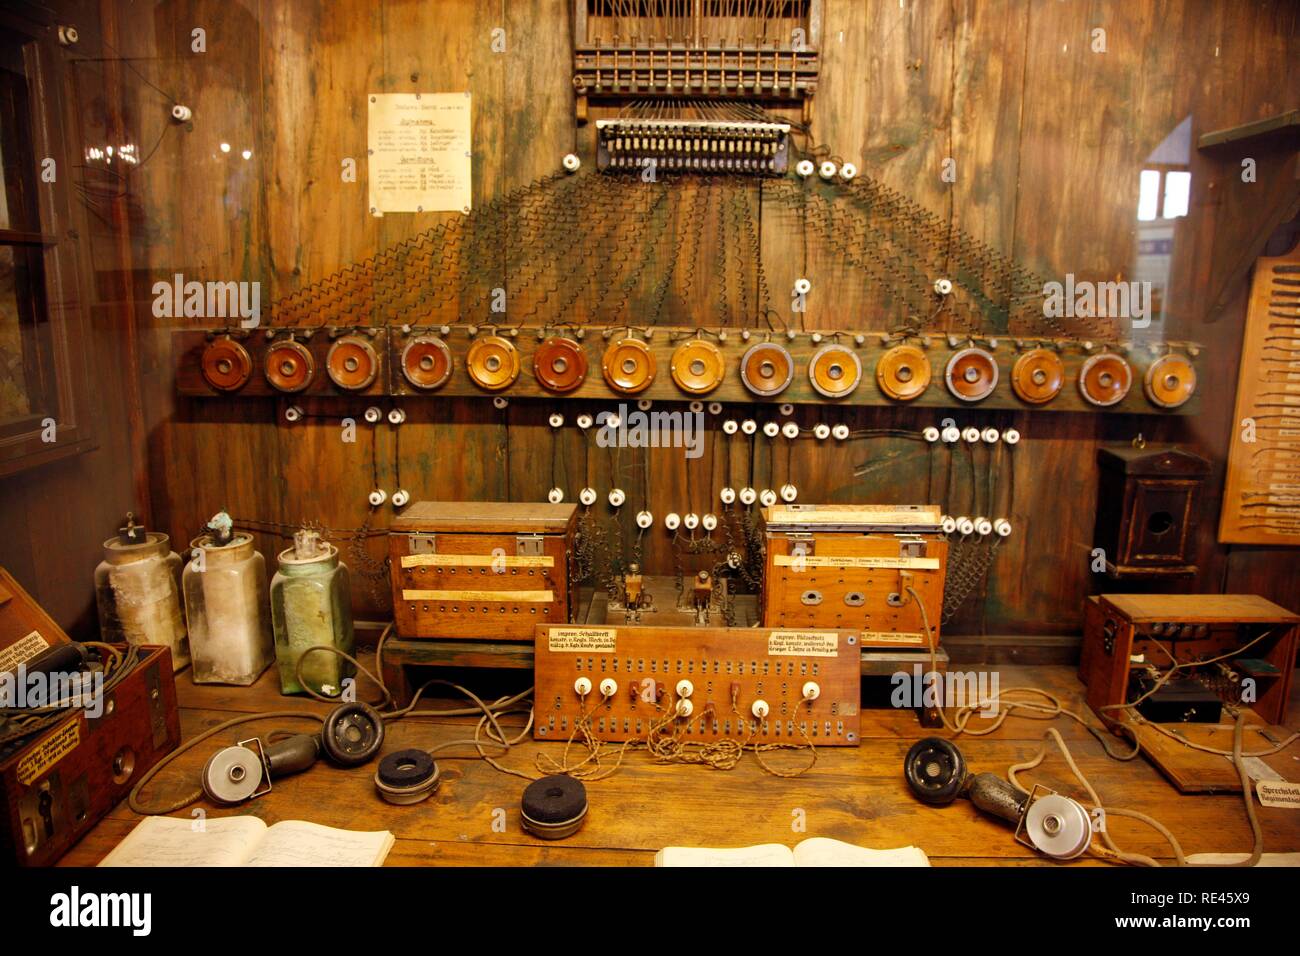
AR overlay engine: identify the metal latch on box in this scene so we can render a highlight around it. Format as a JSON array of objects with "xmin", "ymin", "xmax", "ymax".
[
  {"xmin": 516, "ymin": 535, "xmax": 545, "ymax": 556},
  {"xmin": 408, "ymin": 533, "xmax": 437, "ymax": 555},
  {"xmin": 898, "ymin": 536, "xmax": 927, "ymax": 559},
  {"xmin": 788, "ymin": 532, "xmax": 814, "ymax": 558}
]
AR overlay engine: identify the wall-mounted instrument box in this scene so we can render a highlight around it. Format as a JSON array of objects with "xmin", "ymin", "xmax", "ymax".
[
  {"xmin": 1092, "ymin": 444, "xmax": 1211, "ymax": 578},
  {"xmin": 0, "ymin": 566, "xmax": 181, "ymax": 866},
  {"xmin": 758, "ymin": 504, "xmax": 948, "ymax": 649},
  {"xmin": 534, "ymin": 624, "xmax": 860, "ymax": 746},
  {"xmin": 389, "ymin": 502, "xmax": 578, "ymax": 641},
  {"xmin": 1079, "ymin": 593, "xmax": 1299, "ymax": 792}
]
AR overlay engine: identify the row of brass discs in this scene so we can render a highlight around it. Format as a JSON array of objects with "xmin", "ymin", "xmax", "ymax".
[
  {"xmin": 201, "ymin": 334, "xmax": 1196, "ymax": 408},
  {"xmin": 202, "ymin": 336, "xmax": 384, "ymax": 394}
]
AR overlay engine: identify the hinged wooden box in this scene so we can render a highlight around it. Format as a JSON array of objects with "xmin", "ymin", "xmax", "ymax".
[
  {"xmin": 389, "ymin": 502, "xmax": 578, "ymax": 640},
  {"xmin": 759, "ymin": 504, "xmax": 948, "ymax": 649}
]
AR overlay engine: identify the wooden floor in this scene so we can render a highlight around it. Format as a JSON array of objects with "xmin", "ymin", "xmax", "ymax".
[{"xmin": 60, "ymin": 657, "xmax": 1300, "ymax": 867}]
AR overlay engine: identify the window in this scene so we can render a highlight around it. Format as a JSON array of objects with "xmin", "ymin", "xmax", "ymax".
[
  {"xmin": 0, "ymin": 14, "xmax": 95, "ymax": 476},
  {"xmin": 1137, "ymin": 165, "xmax": 1191, "ymax": 221}
]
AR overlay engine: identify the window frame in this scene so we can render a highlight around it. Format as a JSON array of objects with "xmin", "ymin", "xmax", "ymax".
[{"xmin": 0, "ymin": 11, "xmax": 96, "ymax": 477}]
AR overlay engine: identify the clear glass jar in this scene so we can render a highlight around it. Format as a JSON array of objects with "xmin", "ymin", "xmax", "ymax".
[
  {"xmin": 271, "ymin": 530, "xmax": 355, "ymax": 696},
  {"xmin": 94, "ymin": 532, "xmax": 190, "ymax": 672},
  {"xmin": 182, "ymin": 530, "xmax": 273, "ymax": 685}
]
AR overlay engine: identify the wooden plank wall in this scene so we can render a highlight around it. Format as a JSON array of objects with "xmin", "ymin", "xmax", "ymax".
[{"xmin": 92, "ymin": 0, "xmax": 1300, "ymax": 639}]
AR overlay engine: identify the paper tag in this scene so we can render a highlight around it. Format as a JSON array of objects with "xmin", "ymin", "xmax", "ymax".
[
  {"xmin": 774, "ymin": 555, "xmax": 940, "ymax": 570},
  {"xmin": 547, "ymin": 628, "xmax": 617, "ymax": 653},
  {"xmin": 0, "ymin": 631, "xmax": 50, "ymax": 675},
  {"xmin": 17, "ymin": 718, "xmax": 80, "ymax": 785},
  {"xmin": 1256, "ymin": 780, "xmax": 1300, "ymax": 809},
  {"xmin": 367, "ymin": 92, "xmax": 472, "ymax": 214},
  {"xmin": 767, "ymin": 630, "xmax": 838, "ymax": 657},
  {"xmin": 861, "ymin": 631, "xmax": 926, "ymax": 645}
]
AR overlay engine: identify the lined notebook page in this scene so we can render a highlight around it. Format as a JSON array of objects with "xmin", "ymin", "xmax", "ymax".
[
  {"xmin": 99, "ymin": 816, "xmax": 266, "ymax": 867},
  {"xmin": 244, "ymin": 820, "xmax": 394, "ymax": 867}
]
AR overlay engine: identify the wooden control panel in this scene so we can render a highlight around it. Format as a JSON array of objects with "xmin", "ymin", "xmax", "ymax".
[{"xmin": 534, "ymin": 624, "xmax": 861, "ymax": 746}]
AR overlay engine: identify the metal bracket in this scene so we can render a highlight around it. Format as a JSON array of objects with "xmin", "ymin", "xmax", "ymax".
[
  {"xmin": 516, "ymin": 535, "xmax": 545, "ymax": 556},
  {"xmin": 788, "ymin": 532, "xmax": 814, "ymax": 558},
  {"xmin": 898, "ymin": 536, "xmax": 927, "ymax": 558},
  {"xmin": 408, "ymin": 533, "xmax": 437, "ymax": 555},
  {"xmin": 144, "ymin": 661, "xmax": 168, "ymax": 749}
]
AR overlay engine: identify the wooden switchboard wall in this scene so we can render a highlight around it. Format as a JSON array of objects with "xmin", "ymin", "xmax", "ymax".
[{"xmin": 41, "ymin": 0, "xmax": 1297, "ymax": 646}]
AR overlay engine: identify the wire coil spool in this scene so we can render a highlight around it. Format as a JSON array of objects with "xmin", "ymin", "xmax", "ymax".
[
  {"xmin": 1144, "ymin": 353, "xmax": 1196, "ymax": 409},
  {"xmin": 466, "ymin": 335, "xmax": 521, "ymax": 392},
  {"xmin": 374, "ymin": 749, "xmax": 441, "ymax": 805},
  {"xmin": 739, "ymin": 342, "xmax": 794, "ymax": 397},
  {"xmin": 601, "ymin": 337, "xmax": 656, "ymax": 394},
  {"xmin": 520, "ymin": 774, "xmax": 588, "ymax": 840},
  {"xmin": 264, "ymin": 339, "xmax": 316, "ymax": 393},
  {"xmin": 326, "ymin": 335, "xmax": 380, "ymax": 391},
  {"xmin": 808, "ymin": 343, "xmax": 861, "ymax": 398},
  {"xmin": 1078, "ymin": 352, "xmax": 1132, "ymax": 407},
  {"xmin": 1011, "ymin": 348, "xmax": 1064, "ymax": 404},
  {"xmin": 670, "ymin": 339, "xmax": 725, "ymax": 395},
  {"xmin": 201, "ymin": 337, "xmax": 253, "ymax": 392},
  {"xmin": 944, "ymin": 347, "xmax": 999, "ymax": 402},
  {"xmin": 875, "ymin": 344, "xmax": 932, "ymax": 401},
  {"xmin": 400, "ymin": 335, "xmax": 453, "ymax": 390},
  {"xmin": 533, "ymin": 337, "xmax": 588, "ymax": 394}
]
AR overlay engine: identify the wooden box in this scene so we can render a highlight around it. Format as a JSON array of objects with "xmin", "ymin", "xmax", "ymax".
[
  {"xmin": 389, "ymin": 502, "xmax": 578, "ymax": 640},
  {"xmin": 0, "ymin": 567, "xmax": 181, "ymax": 866},
  {"xmin": 534, "ymin": 623, "xmax": 861, "ymax": 745},
  {"xmin": 1093, "ymin": 445, "xmax": 1211, "ymax": 577},
  {"xmin": 1080, "ymin": 593, "xmax": 1299, "ymax": 792},
  {"xmin": 759, "ymin": 504, "xmax": 948, "ymax": 650}
]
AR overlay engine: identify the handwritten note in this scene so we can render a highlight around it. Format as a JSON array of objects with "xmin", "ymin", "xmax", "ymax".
[{"xmin": 368, "ymin": 93, "xmax": 471, "ymax": 215}]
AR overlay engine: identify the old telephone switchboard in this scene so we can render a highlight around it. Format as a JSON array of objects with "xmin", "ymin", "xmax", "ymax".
[{"xmin": 534, "ymin": 624, "xmax": 861, "ymax": 746}]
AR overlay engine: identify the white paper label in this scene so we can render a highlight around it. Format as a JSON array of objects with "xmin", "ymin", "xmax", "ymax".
[{"xmin": 367, "ymin": 93, "xmax": 471, "ymax": 214}]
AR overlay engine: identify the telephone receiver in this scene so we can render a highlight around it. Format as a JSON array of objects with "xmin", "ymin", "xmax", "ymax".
[
  {"xmin": 201, "ymin": 702, "xmax": 385, "ymax": 805},
  {"xmin": 903, "ymin": 737, "xmax": 1095, "ymax": 861}
]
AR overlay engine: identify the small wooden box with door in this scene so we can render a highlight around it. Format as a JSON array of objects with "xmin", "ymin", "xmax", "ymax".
[{"xmin": 389, "ymin": 502, "xmax": 578, "ymax": 641}]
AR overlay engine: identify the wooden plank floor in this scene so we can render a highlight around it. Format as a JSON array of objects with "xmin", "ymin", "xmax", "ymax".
[{"xmin": 59, "ymin": 658, "xmax": 1300, "ymax": 867}]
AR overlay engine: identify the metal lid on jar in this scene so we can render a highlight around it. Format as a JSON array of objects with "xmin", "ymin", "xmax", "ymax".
[
  {"xmin": 277, "ymin": 529, "xmax": 339, "ymax": 568},
  {"xmin": 188, "ymin": 530, "xmax": 256, "ymax": 566},
  {"xmin": 102, "ymin": 531, "xmax": 173, "ymax": 564}
]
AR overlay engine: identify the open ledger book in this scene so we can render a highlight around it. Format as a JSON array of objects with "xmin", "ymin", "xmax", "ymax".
[
  {"xmin": 655, "ymin": 837, "xmax": 930, "ymax": 867},
  {"xmin": 98, "ymin": 816, "xmax": 394, "ymax": 867}
]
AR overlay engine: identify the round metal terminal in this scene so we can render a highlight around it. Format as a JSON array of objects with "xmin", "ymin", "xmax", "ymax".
[
  {"xmin": 808, "ymin": 344, "xmax": 862, "ymax": 399},
  {"xmin": 1144, "ymin": 354, "xmax": 1196, "ymax": 409},
  {"xmin": 264, "ymin": 340, "xmax": 316, "ymax": 393},
  {"xmin": 739, "ymin": 342, "xmax": 795, "ymax": 397},
  {"xmin": 201, "ymin": 338, "xmax": 253, "ymax": 392},
  {"xmin": 374, "ymin": 749, "xmax": 441, "ymax": 805},
  {"xmin": 601, "ymin": 337, "xmax": 657, "ymax": 394},
  {"xmin": 1078, "ymin": 353, "xmax": 1133, "ymax": 407},
  {"xmin": 401, "ymin": 336, "xmax": 453, "ymax": 390},
  {"xmin": 875, "ymin": 344, "xmax": 932, "ymax": 401},
  {"xmin": 520, "ymin": 775, "xmax": 589, "ymax": 840},
  {"xmin": 944, "ymin": 347, "xmax": 999, "ymax": 402},
  {"xmin": 326, "ymin": 335, "xmax": 380, "ymax": 391},
  {"xmin": 1011, "ymin": 348, "xmax": 1064, "ymax": 405},
  {"xmin": 533, "ymin": 336, "xmax": 588, "ymax": 393},
  {"xmin": 670, "ymin": 339, "xmax": 725, "ymax": 395},
  {"xmin": 466, "ymin": 335, "xmax": 521, "ymax": 391}
]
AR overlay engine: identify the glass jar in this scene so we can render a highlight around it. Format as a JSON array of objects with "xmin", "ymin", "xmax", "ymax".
[
  {"xmin": 94, "ymin": 531, "xmax": 189, "ymax": 672},
  {"xmin": 182, "ymin": 529, "xmax": 273, "ymax": 685},
  {"xmin": 271, "ymin": 530, "xmax": 355, "ymax": 696}
]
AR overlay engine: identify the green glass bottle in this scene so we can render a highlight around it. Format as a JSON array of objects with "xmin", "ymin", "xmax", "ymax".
[{"xmin": 270, "ymin": 529, "xmax": 355, "ymax": 696}]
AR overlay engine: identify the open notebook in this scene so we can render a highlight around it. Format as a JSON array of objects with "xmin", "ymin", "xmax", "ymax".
[
  {"xmin": 655, "ymin": 837, "xmax": 930, "ymax": 867},
  {"xmin": 98, "ymin": 816, "xmax": 394, "ymax": 867}
]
